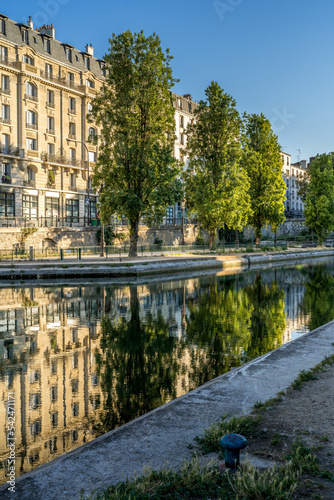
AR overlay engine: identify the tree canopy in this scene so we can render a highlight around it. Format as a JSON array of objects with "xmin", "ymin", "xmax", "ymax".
[
  {"xmin": 185, "ymin": 81, "xmax": 251, "ymax": 247},
  {"xmin": 242, "ymin": 113, "xmax": 286, "ymax": 244},
  {"xmin": 304, "ymin": 153, "xmax": 334, "ymax": 245},
  {"xmin": 91, "ymin": 31, "xmax": 181, "ymax": 256}
]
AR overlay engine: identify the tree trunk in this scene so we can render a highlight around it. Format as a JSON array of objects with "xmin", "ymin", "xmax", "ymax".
[
  {"xmin": 129, "ymin": 218, "xmax": 139, "ymax": 257},
  {"xmin": 209, "ymin": 229, "xmax": 216, "ymax": 249},
  {"xmin": 255, "ymin": 228, "xmax": 261, "ymax": 247},
  {"xmin": 274, "ymin": 230, "xmax": 277, "ymax": 246}
]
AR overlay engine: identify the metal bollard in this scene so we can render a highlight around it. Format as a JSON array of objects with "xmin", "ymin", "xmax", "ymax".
[
  {"xmin": 29, "ymin": 246, "xmax": 34, "ymax": 261},
  {"xmin": 60, "ymin": 249, "xmax": 64, "ymax": 261},
  {"xmin": 220, "ymin": 433, "xmax": 248, "ymax": 469},
  {"xmin": 78, "ymin": 248, "xmax": 82, "ymax": 260}
]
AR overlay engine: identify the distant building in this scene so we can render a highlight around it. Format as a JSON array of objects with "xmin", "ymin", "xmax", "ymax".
[{"xmin": 281, "ymin": 152, "xmax": 307, "ymax": 218}]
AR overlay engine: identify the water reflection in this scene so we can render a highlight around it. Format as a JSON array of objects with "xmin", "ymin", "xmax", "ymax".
[{"xmin": 1, "ymin": 261, "xmax": 333, "ymax": 483}]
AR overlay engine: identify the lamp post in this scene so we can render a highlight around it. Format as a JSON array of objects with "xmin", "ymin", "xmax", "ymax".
[
  {"xmin": 181, "ymin": 198, "xmax": 186, "ymax": 246},
  {"xmin": 67, "ymin": 138, "xmax": 90, "ymax": 226}
]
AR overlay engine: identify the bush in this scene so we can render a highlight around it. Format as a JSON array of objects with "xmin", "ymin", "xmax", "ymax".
[{"xmin": 96, "ymin": 226, "xmax": 115, "ymax": 246}]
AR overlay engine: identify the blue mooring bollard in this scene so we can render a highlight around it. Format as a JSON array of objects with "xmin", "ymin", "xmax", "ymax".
[{"xmin": 220, "ymin": 433, "xmax": 248, "ymax": 469}]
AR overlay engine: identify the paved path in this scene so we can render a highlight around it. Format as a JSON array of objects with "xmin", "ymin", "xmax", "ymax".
[{"xmin": 1, "ymin": 319, "xmax": 334, "ymax": 500}]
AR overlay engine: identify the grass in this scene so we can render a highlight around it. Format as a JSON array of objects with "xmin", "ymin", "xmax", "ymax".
[
  {"xmin": 194, "ymin": 414, "xmax": 261, "ymax": 454},
  {"xmin": 89, "ymin": 458, "xmax": 235, "ymax": 500},
  {"xmin": 290, "ymin": 354, "xmax": 334, "ymax": 391}
]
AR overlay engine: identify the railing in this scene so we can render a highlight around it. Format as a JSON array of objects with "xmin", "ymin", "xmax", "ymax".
[
  {"xmin": 68, "ymin": 185, "xmax": 77, "ymax": 191},
  {"xmin": 23, "ymin": 179, "xmax": 36, "ymax": 187},
  {"xmin": 68, "ymin": 134, "xmax": 76, "ymax": 140},
  {"xmin": 24, "ymin": 93, "xmax": 38, "ymax": 102},
  {"xmin": 26, "ymin": 122, "xmax": 38, "ymax": 130},
  {"xmin": 68, "ymin": 108, "xmax": 76, "ymax": 114},
  {"xmin": 46, "ymin": 128, "xmax": 55, "ymax": 135},
  {"xmin": 1, "ymin": 176, "xmax": 11, "ymax": 184},
  {"xmin": 0, "ymin": 56, "xmax": 19, "ymax": 69},
  {"xmin": 0, "ymin": 118, "xmax": 11, "ymax": 124},
  {"xmin": 0, "ymin": 88, "xmax": 10, "ymax": 95},
  {"xmin": 41, "ymin": 152, "xmax": 85, "ymax": 168},
  {"xmin": 46, "ymin": 101, "xmax": 55, "ymax": 108},
  {"xmin": 0, "ymin": 145, "xmax": 20, "ymax": 156},
  {"xmin": 40, "ymin": 70, "xmax": 84, "ymax": 92}
]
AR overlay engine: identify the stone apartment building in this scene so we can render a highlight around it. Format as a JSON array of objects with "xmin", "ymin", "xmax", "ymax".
[
  {"xmin": 0, "ymin": 13, "xmax": 198, "ymax": 229},
  {"xmin": 281, "ymin": 152, "xmax": 307, "ymax": 218}
]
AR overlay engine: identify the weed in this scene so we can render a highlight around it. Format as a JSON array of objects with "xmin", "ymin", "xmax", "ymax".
[
  {"xmin": 291, "ymin": 369, "xmax": 318, "ymax": 390},
  {"xmin": 288, "ymin": 438, "xmax": 319, "ymax": 474},
  {"xmin": 320, "ymin": 469, "xmax": 334, "ymax": 481},
  {"xmin": 195, "ymin": 414, "xmax": 261, "ymax": 454},
  {"xmin": 271, "ymin": 433, "xmax": 281, "ymax": 446},
  {"xmin": 231, "ymin": 460, "xmax": 299, "ymax": 500},
  {"xmin": 254, "ymin": 393, "xmax": 284, "ymax": 412}
]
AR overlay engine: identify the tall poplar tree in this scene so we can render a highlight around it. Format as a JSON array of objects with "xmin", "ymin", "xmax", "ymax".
[
  {"xmin": 304, "ymin": 153, "xmax": 334, "ymax": 245},
  {"xmin": 91, "ymin": 31, "xmax": 181, "ymax": 257},
  {"xmin": 242, "ymin": 113, "xmax": 286, "ymax": 244},
  {"xmin": 185, "ymin": 82, "xmax": 251, "ymax": 247}
]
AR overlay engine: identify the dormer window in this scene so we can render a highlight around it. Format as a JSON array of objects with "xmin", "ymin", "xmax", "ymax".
[
  {"xmin": 22, "ymin": 30, "xmax": 29, "ymax": 44},
  {"xmin": 85, "ymin": 79, "xmax": 94, "ymax": 88},
  {"xmin": 100, "ymin": 63, "xmax": 106, "ymax": 76},
  {"xmin": 84, "ymin": 57, "xmax": 90, "ymax": 70},
  {"xmin": 66, "ymin": 47, "xmax": 72, "ymax": 62},
  {"xmin": 0, "ymin": 19, "xmax": 6, "ymax": 36}
]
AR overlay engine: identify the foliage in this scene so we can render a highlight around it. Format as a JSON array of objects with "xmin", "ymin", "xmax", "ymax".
[
  {"xmin": 19, "ymin": 227, "xmax": 38, "ymax": 248},
  {"xmin": 91, "ymin": 458, "xmax": 235, "ymax": 500},
  {"xmin": 296, "ymin": 168, "xmax": 310, "ymax": 202},
  {"xmin": 185, "ymin": 82, "xmax": 251, "ymax": 247},
  {"xmin": 301, "ymin": 264, "xmax": 334, "ymax": 331},
  {"xmin": 96, "ymin": 226, "xmax": 115, "ymax": 246},
  {"xmin": 91, "ymin": 31, "xmax": 181, "ymax": 257},
  {"xmin": 304, "ymin": 153, "xmax": 334, "ymax": 245},
  {"xmin": 195, "ymin": 414, "xmax": 261, "ymax": 454},
  {"xmin": 242, "ymin": 113, "xmax": 286, "ymax": 244}
]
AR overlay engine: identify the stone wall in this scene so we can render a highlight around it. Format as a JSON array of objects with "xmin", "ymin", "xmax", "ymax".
[{"xmin": 0, "ymin": 219, "xmax": 307, "ymax": 250}]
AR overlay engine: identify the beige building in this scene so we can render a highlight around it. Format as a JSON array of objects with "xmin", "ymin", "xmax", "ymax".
[
  {"xmin": 0, "ymin": 14, "xmax": 198, "ymax": 229},
  {"xmin": 281, "ymin": 152, "xmax": 307, "ymax": 218}
]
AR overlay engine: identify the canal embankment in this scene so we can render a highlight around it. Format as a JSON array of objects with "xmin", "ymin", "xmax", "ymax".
[
  {"xmin": 2, "ymin": 317, "xmax": 334, "ymax": 500},
  {"xmin": 0, "ymin": 247, "xmax": 334, "ymax": 281}
]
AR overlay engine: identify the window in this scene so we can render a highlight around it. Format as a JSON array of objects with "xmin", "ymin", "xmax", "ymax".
[
  {"xmin": 66, "ymin": 198, "xmax": 79, "ymax": 222},
  {"xmin": 46, "ymin": 197, "xmax": 59, "ymax": 219},
  {"xmin": 65, "ymin": 47, "xmax": 72, "ymax": 62},
  {"xmin": 85, "ymin": 199, "xmax": 97, "ymax": 219},
  {"xmin": 69, "ymin": 148, "xmax": 76, "ymax": 163},
  {"xmin": 29, "ymin": 393, "xmax": 41, "ymax": 410},
  {"xmin": 88, "ymin": 127, "xmax": 96, "ymax": 140},
  {"xmin": 85, "ymin": 79, "xmax": 94, "ymax": 88},
  {"xmin": 51, "ymin": 412, "xmax": 58, "ymax": 428},
  {"xmin": 1, "ymin": 162, "xmax": 11, "ymax": 183},
  {"xmin": 1, "ymin": 75, "xmax": 9, "ymax": 92},
  {"xmin": 1, "ymin": 133, "xmax": 9, "ymax": 152},
  {"xmin": 50, "ymin": 386, "xmax": 58, "ymax": 402},
  {"xmin": 71, "ymin": 379, "xmax": 79, "ymax": 393},
  {"xmin": 0, "ymin": 191, "xmax": 14, "ymax": 217},
  {"xmin": 72, "ymin": 402, "xmax": 79, "ymax": 417},
  {"xmin": 84, "ymin": 57, "xmax": 90, "ymax": 70},
  {"xmin": 72, "ymin": 352, "xmax": 78, "ymax": 368},
  {"xmin": 68, "ymin": 72, "xmax": 74, "ymax": 86},
  {"xmin": 88, "ymin": 151, "xmax": 96, "ymax": 163},
  {"xmin": 180, "ymin": 116, "xmax": 184, "ymax": 128},
  {"xmin": 47, "ymin": 116, "xmax": 54, "ymax": 133},
  {"xmin": 51, "ymin": 359, "xmax": 57, "ymax": 374},
  {"xmin": 188, "ymin": 102, "xmax": 192, "ymax": 112},
  {"xmin": 26, "ymin": 82, "xmax": 37, "ymax": 97},
  {"xmin": 27, "ymin": 166, "xmax": 35, "ymax": 183},
  {"xmin": 23, "ymin": 54, "xmax": 34, "ymax": 65},
  {"xmin": 22, "ymin": 30, "xmax": 28, "ymax": 44},
  {"xmin": 23, "ymin": 195, "xmax": 38, "ymax": 218},
  {"xmin": 69, "ymin": 97, "xmax": 76, "ymax": 112},
  {"xmin": 47, "ymin": 89, "xmax": 54, "ymax": 106},
  {"xmin": 0, "ymin": 19, "xmax": 6, "ymax": 35},
  {"xmin": 44, "ymin": 38, "xmax": 51, "ymax": 53},
  {"xmin": 45, "ymin": 63, "xmax": 52, "ymax": 78},
  {"xmin": 26, "ymin": 110, "xmax": 37, "ymax": 128},
  {"xmin": 69, "ymin": 122, "xmax": 76, "ymax": 138},
  {"xmin": 180, "ymin": 133, "xmax": 184, "ymax": 145},
  {"xmin": 69, "ymin": 173, "xmax": 76, "ymax": 190},
  {"xmin": 26, "ymin": 138, "xmax": 37, "ymax": 151},
  {"xmin": 30, "ymin": 420, "xmax": 41, "ymax": 436},
  {"xmin": 287, "ymin": 157, "xmax": 290, "ymax": 166},
  {"xmin": 2, "ymin": 104, "xmax": 10, "ymax": 120},
  {"xmin": 47, "ymin": 143, "xmax": 55, "ymax": 157},
  {"xmin": 100, "ymin": 63, "xmax": 106, "ymax": 76},
  {"xmin": 0, "ymin": 46, "xmax": 7, "ymax": 63}
]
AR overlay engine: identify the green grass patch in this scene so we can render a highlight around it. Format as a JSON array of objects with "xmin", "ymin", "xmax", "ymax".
[
  {"xmin": 195, "ymin": 414, "xmax": 261, "ymax": 454},
  {"xmin": 89, "ymin": 458, "xmax": 235, "ymax": 500}
]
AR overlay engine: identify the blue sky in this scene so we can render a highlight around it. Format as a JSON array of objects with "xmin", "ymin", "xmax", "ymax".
[{"xmin": 4, "ymin": 0, "xmax": 334, "ymax": 162}]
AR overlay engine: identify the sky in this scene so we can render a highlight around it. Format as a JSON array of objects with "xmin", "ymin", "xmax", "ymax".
[{"xmin": 4, "ymin": 0, "xmax": 334, "ymax": 162}]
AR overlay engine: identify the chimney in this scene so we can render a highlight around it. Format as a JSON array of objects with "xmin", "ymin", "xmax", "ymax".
[
  {"xmin": 183, "ymin": 94, "xmax": 192, "ymax": 101},
  {"xmin": 27, "ymin": 16, "xmax": 33, "ymax": 29},
  {"xmin": 85, "ymin": 44, "xmax": 94, "ymax": 56},
  {"xmin": 37, "ymin": 23, "xmax": 55, "ymax": 39}
]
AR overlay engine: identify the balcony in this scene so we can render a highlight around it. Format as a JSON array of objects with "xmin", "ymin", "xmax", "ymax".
[
  {"xmin": 68, "ymin": 134, "xmax": 76, "ymax": 140},
  {"xmin": 0, "ymin": 56, "xmax": 19, "ymax": 69},
  {"xmin": 0, "ymin": 118, "xmax": 11, "ymax": 125},
  {"xmin": 41, "ymin": 152, "xmax": 85, "ymax": 168},
  {"xmin": 46, "ymin": 181, "xmax": 56, "ymax": 189},
  {"xmin": 1, "ymin": 175, "xmax": 11, "ymax": 184},
  {"xmin": 23, "ymin": 179, "xmax": 36, "ymax": 187},
  {"xmin": 68, "ymin": 185, "xmax": 77, "ymax": 191},
  {"xmin": 68, "ymin": 108, "xmax": 76, "ymax": 115},
  {"xmin": 40, "ymin": 70, "xmax": 84, "ymax": 92},
  {"xmin": 46, "ymin": 128, "xmax": 55, "ymax": 135},
  {"xmin": 26, "ymin": 123, "xmax": 38, "ymax": 130},
  {"xmin": 0, "ymin": 145, "xmax": 20, "ymax": 156},
  {"xmin": 24, "ymin": 93, "xmax": 38, "ymax": 103},
  {"xmin": 0, "ymin": 87, "xmax": 10, "ymax": 95},
  {"xmin": 46, "ymin": 101, "xmax": 55, "ymax": 108}
]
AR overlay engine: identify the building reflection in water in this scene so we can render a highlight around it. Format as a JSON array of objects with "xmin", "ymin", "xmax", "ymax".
[{"xmin": 0, "ymin": 262, "xmax": 331, "ymax": 483}]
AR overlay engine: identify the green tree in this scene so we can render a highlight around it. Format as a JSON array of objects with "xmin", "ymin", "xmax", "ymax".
[
  {"xmin": 185, "ymin": 82, "xmax": 251, "ymax": 247},
  {"xmin": 301, "ymin": 264, "xmax": 334, "ymax": 331},
  {"xmin": 91, "ymin": 31, "xmax": 181, "ymax": 257},
  {"xmin": 304, "ymin": 153, "xmax": 334, "ymax": 245},
  {"xmin": 242, "ymin": 113, "xmax": 286, "ymax": 244}
]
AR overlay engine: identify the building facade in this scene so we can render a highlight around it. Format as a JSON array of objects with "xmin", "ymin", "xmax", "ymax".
[{"xmin": 281, "ymin": 152, "xmax": 307, "ymax": 218}]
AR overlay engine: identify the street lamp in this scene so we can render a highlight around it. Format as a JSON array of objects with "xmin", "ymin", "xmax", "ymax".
[
  {"xmin": 66, "ymin": 138, "xmax": 90, "ymax": 226},
  {"xmin": 181, "ymin": 198, "xmax": 186, "ymax": 246}
]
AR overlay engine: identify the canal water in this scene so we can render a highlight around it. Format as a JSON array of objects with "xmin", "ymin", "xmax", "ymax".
[{"xmin": 1, "ymin": 259, "xmax": 334, "ymax": 483}]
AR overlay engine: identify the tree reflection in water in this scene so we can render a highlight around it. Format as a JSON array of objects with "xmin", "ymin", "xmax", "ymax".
[
  {"xmin": 94, "ymin": 287, "xmax": 185, "ymax": 435},
  {"xmin": 301, "ymin": 264, "xmax": 334, "ymax": 331}
]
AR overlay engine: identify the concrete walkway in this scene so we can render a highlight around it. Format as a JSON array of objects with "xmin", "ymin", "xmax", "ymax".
[{"xmin": 2, "ymin": 319, "xmax": 334, "ymax": 499}]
